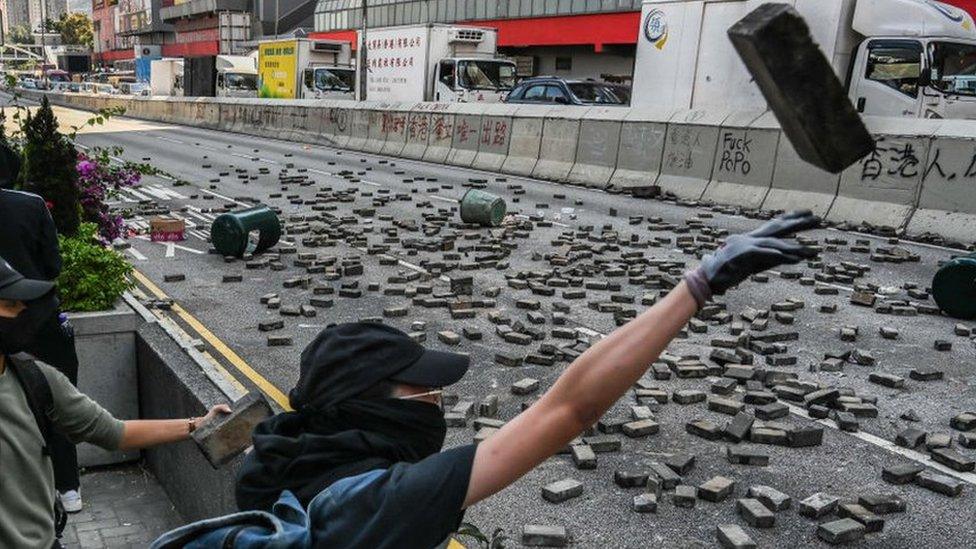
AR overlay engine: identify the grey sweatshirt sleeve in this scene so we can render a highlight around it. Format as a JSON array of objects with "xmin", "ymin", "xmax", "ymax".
[{"xmin": 38, "ymin": 362, "xmax": 125, "ymax": 450}]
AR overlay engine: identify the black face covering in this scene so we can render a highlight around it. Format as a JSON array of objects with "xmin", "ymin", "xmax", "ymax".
[
  {"xmin": 0, "ymin": 292, "xmax": 57, "ymax": 355},
  {"xmin": 236, "ymin": 397, "xmax": 447, "ymax": 512}
]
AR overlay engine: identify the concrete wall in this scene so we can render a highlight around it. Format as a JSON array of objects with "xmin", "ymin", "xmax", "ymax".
[
  {"xmin": 26, "ymin": 89, "xmax": 976, "ymax": 246},
  {"xmin": 137, "ymin": 322, "xmax": 242, "ymax": 520}
]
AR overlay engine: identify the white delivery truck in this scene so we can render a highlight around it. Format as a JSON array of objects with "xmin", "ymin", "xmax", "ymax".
[
  {"xmin": 149, "ymin": 58, "xmax": 184, "ymax": 96},
  {"xmin": 632, "ymin": 0, "xmax": 976, "ymax": 119},
  {"xmin": 258, "ymin": 38, "xmax": 357, "ymax": 100},
  {"xmin": 359, "ymin": 24, "xmax": 517, "ymax": 103},
  {"xmin": 215, "ymin": 55, "xmax": 258, "ymax": 98}
]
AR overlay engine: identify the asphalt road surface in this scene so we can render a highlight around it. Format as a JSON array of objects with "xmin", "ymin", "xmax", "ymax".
[{"xmin": 17, "ymin": 98, "xmax": 976, "ymax": 548}]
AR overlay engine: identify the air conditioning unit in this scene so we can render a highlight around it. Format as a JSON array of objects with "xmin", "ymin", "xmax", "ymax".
[
  {"xmin": 312, "ymin": 41, "xmax": 344, "ymax": 53},
  {"xmin": 448, "ymin": 29, "xmax": 485, "ymax": 44},
  {"xmin": 134, "ymin": 45, "xmax": 161, "ymax": 58}
]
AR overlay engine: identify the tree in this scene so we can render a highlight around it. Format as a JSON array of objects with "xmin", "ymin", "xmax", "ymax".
[
  {"xmin": 54, "ymin": 12, "xmax": 94, "ymax": 48},
  {"xmin": 20, "ymin": 97, "xmax": 81, "ymax": 236},
  {"xmin": 8, "ymin": 25, "xmax": 34, "ymax": 45}
]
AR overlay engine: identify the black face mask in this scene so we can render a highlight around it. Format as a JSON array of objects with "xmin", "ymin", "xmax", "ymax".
[{"xmin": 0, "ymin": 292, "xmax": 57, "ymax": 355}]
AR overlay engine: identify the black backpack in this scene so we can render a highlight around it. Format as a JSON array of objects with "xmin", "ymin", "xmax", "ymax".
[{"xmin": 8, "ymin": 357, "xmax": 68, "ymax": 538}]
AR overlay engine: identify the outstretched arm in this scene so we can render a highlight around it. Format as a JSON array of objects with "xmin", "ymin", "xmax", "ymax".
[
  {"xmin": 118, "ymin": 405, "xmax": 231, "ymax": 450},
  {"xmin": 463, "ymin": 211, "xmax": 820, "ymax": 508}
]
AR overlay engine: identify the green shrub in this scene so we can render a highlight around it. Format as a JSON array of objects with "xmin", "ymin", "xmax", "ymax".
[
  {"xmin": 57, "ymin": 223, "xmax": 133, "ymax": 312},
  {"xmin": 20, "ymin": 96, "xmax": 80, "ymax": 236}
]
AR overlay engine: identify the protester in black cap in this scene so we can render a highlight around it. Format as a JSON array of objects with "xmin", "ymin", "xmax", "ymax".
[
  {"xmin": 0, "ymin": 258, "xmax": 231, "ymax": 549},
  {"xmin": 0, "ymin": 139, "xmax": 85, "ymax": 512},
  {"xmin": 154, "ymin": 211, "xmax": 820, "ymax": 549}
]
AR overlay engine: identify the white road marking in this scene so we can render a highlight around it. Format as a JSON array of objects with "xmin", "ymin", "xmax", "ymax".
[
  {"xmin": 127, "ymin": 188, "xmax": 153, "ymax": 201},
  {"xmin": 140, "ymin": 185, "xmax": 173, "ymax": 201},
  {"xmin": 308, "ymin": 168, "xmax": 333, "ymax": 176},
  {"xmin": 200, "ymin": 189, "xmax": 248, "ymax": 206},
  {"xmin": 127, "ymin": 248, "xmax": 147, "ymax": 261},
  {"xmin": 361, "ymin": 180, "xmax": 381, "ymax": 187},
  {"xmin": 165, "ymin": 243, "xmax": 175, "ymax": 258},
  {"xmin": 782, "ymin": 400, "xmax": 976, "ymax": 486},
  {"xmin": 429, "ymin": 195, "xmax": 458, "ymax": 204},
  {"xmin": 155, "ymin": 136, "xmax": 184, "ymax": 145},
  {"xmin": 170, "ymin": 243, "xmax": 205, "ymax": 255},
  {"xmin": 152, "ymin": 184, "xmax": 188, "ymax": 200}
]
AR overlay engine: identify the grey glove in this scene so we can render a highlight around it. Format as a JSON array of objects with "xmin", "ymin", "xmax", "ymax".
[{"xmin": 684, "ymin": 211, "xmax": 821, "ymax": 307}]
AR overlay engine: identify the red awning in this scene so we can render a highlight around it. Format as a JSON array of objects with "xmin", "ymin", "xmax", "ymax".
[
  {"xmin": 466, "ymin": 12, "xmax": 640, "ymax": 51},
  {"xmin": 943, "ymin": 0, "xmax": 976, "ymax": 16},
  {"xmin": 311, "ymin": 12, "xmax": 642, "ymax": 52}
]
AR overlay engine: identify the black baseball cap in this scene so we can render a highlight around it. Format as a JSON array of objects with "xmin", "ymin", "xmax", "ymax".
[
  {"xmin": 289, "ymin": 322, "xmax": 471, "ymax": 410},
  {"xmin": 0, "ymin": 259, "xmax": 53, "ymax": 301}
]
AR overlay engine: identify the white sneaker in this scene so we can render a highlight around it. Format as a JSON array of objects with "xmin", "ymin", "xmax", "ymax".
[{"xmin": 60, "ymin": 490, "xmax": 83, "ymax": 513}]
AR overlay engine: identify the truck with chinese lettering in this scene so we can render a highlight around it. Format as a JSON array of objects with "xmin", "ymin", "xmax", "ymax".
[
  {"xmin": 632, "ymin": 0, "xmax": 976, "ymax": 119},
  {"xmin": 360, "ymin": 24, "xmax": 517, "ymax": 103},
  {"xmin": 258, "ymin": 38, "xmax": 357, "ymax": 100}
]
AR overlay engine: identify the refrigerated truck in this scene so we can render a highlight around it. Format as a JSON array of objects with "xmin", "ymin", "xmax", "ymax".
[
  {"xmin": 150, "ymin": 58, "xmax": 184, "ymax": 96},
  {"xmin": 632, "ymin": 0, "xmax": 976, "ymax": 119},
  {"xmin": 359, "ymin": 24, "xmax": 517, "ymax": 103},
  {"xmin": 258, "ymin": 38, "xmax": 357, "ymax": 100},
  {"xmin": 151, "ymin": 56, "xmax": 256, "ymax": 97},
  {"xmin": 215, "ymin": 55, "xmax": 259, "ymax": 98}
]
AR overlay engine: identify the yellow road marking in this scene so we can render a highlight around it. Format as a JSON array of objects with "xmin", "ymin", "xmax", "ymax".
[{"xmin": 132, "ymin": 269, "xmax": 292, "ymax": 410}]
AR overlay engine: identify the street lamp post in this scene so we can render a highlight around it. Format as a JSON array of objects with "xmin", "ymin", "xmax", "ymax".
[{"xmin": 359, "ymin": 0, "xmax": 367, "ymax": 101}]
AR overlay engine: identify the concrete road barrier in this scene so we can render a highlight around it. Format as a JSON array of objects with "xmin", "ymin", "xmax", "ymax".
[
  {"xmin": 285, "ymin": 101, "xmax": 323, "ymax": 143},
  {"xmin": 217, "ymin": 100, "xmax": 238, "ymax": 133},
  {"xmin": 24, "ymin": 91, "xmax": 976, "ymax": 245},
  {"xmin": 346, "ymin": 104, "xmax": 372, "ymax": 152},
  {"xmin": 471, "ymin": 103, "xmax": 518, "ymax": 172},
  {"xmin": 379, "ymin": 105, "xmax": 412, "ymax": 157},
  {"xmin": 906, "ymin": 119, "xmax": 976, "ymax": 243},
  {"xmin": 401, "ymin": 107, "xmax": 433, "ymax": 160},
  {"xmin": 608, "ymin": 107, "xmax": 672, "ymax": 195},
  {"xmin": 701, "ymin": 110, "xmax": 779, "ymax": 209},
  {"xmin": 568, "ymin": 107, "xmax": 627, "ymax": 189},
  {"xmin": 826, "ymin": 116, "xmax": 939, "ymax": 231},
  {"xmin": 657, "ymin": 109, "xmax": 727, "ymax": 201},
  {"xmin": 763, "ymin": 118, "xmax": 841, "ymax": 217},
  {"xmin": 446, "ymin": 103, "xmax": 485, "ymax": 168},
  {"xmin": 196, "ymin": 98, "xmax": 221, "ymax": 130},
  {"xmin": 363, "ymin": 103, "xmax": 394, "ymax": 154},
  {"xmin": 422, "ymin": 108, "xmax": 456, "ymax": 164},
  {"xmin": 500, "ymin": 105, "xmax": 548, "ymax": 177},
  {"xmin": 321, "ymin": 103, "xmax": 352, "ymax": 147},
  {"xmin": 533, "ymin": 107, "xmax": 584, "ymax": 182}
]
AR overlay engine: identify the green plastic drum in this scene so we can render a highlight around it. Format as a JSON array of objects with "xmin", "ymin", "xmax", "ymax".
[
  {"xmin": 933, "ymin": 252, "xmax": 976, "ymax": 320},
  {"xmin": 210, "ymin": 205, "xmax": 282, "ymax": 258},
  {"xmin": 460, "ymin": 189, "xmax": 507, "ymax": 227}
]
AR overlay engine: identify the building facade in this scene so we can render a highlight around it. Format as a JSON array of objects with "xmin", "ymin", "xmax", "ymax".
[
  {"xmin": 5, "ymin": 0, "xmax": 67, "ymax": 32},
  {"xmin": 91, "ymin": 0, "xmax": 314, "ymax": 68},
  {"xmin": 312, "ymin": 0, "xmax": 644, "ymax": 82}
]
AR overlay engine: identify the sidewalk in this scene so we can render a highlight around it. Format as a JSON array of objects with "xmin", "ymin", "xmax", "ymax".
[{"xmin": 60, "ymin": 464, "xmax": 184, "ymax": 548}]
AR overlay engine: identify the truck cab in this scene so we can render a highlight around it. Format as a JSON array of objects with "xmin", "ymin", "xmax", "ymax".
[
  {"xmin": 847, "ymin": 1, "xmax": 976, "ymax": 119},
  {"xmin": 302, "ymin": 65, "xmax": 357, "ymax": 99},
  {"xmin": 216, "ymin": 56, "xmax": 259, "ymax": 98},
  {"xmin": 433, "ymin": 57, "xmax": 517, "ymax": 103},
  {"xmin": 632, "ymin": 0, "xmax": 976, "ymax": 120}
]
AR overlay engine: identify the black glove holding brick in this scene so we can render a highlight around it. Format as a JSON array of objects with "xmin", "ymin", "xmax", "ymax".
[{"xmin": 684, "ymin": 211, "xmax": 821, "ymax": 308}]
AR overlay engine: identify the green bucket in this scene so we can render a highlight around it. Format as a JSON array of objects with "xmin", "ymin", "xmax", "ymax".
[
  {"xmin": 210, "ymin": 205, "xmax": 282, "ymax": 258},
  {"xmin": 460, "ymin": 189, "xmax": 507, "ymax": 227},
  {"xmin": 933, "ymin": 252, "xmax": 976, "ymax": 320}
]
